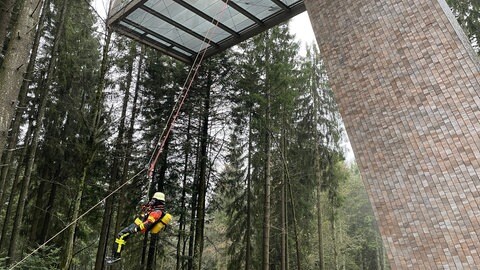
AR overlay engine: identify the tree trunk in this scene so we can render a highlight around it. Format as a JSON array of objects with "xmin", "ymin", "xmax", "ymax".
[
  {"xmin": 245, "ymin": 112, "xmax": 252, "ymax": 270},
  {"xmin": 193, "ymin": 70, "xmax": 211, "ymax": 270},
  {"xmin": 113, "ymin": 45, "xmax": 143, "ymax": 268},
  {"xmin": 0, "ymin": 116, "xmax": 32, "ymax": 251},
  {"xmin": 262, "ymin": 84, "xmax": 272, "ymax": 270},
  {"xmin": 187, "ymin": 116, "xmax": 202, "ymax": 270},
  {"xmin": 39, "ymin": 89, "xmax": 72, "ymax": 244},
  {"xmin": 60, "ymin": 163, "xmax": 90, "ymax": 270},
  {"xmin": 0, "ymin": 0, "xmax": 44, "ymax": 158},
  {"xmin": 146, "ymin": 142, "xmax": 171, "ymax": 270},
  {"xmin": 7, "ymin": 58, "xmax": 50, "ymax": 265},
  {"xmin": 61, "ymin": 23, "xmax": 112, "ymax": 270},
  {"xmin": 29, "ymin": 169, "xmax": 48, "ymax": 242},
  {"xmin": 316, "ymin": 160, "xmax": 324, "ymax": 270},
  {"xmin": 116, "ymin": 43, "xmax": 143, "ymax": 233},
  {"xmin": 146, "ymin": 233, "xmax": 158, "ymax": 270},
  {"xmin": 377, "ymin": 231, "xmax": 385, "ymax": 270},
  {"xmin": 0, "ymin": 0, "xmax": 17, "ymax": 56},
  {"xmin": 176, "ymin": 113, "xmax": 192, "ymax": 270},
  {"xmin": 94, "ymin": 42, "xmax": 137, "ymax": 270},
  {"xmin": 6, "ymin": 0, "xmax": 67, "ymax": 263},
  {"xmin": 40, "ymin": 172, "xmax": 58, "ymax": 242},
  {"xmin": 143, "ymin": 234, "xmax": 151, "ymax": 268},
  {"xmin": 331, "ymin": 211, "xmax": 338, "ymax": 270},
  {"xmin": 145, "ymin": 102, "xmax": 175, "ymax": 269},
  {"xmin": 0, "ymin": 0, "xmax": 47, "ymax": 211},
  {"xmin": 281, "ymin": 146, "xmax": 301, "ymax": 270},
  {"xmin": 187, "ymin": 174, "xmax": 198, "ymax": 270},
  {"xmin": 312, "ymin": 58, "xmax": 324, "ymax": 270},
  {"xmin": 281, "ymin": 127, "xmax": 287, "ymax": 270}
]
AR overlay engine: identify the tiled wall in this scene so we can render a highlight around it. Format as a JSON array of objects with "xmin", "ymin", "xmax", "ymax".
[{"xmin": 304, "ymin": 0, "xmax": 480, "ymax": 268}]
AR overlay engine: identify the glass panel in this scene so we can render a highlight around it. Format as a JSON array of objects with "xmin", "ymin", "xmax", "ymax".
[
  {"xmin": 144, "ymin": 0, "xmax": 230, "ymax": 43},
  {"xmin": 127, "ymin": 8, "xmax": 205, "ymax": 51},
  {"xmin": 279, "ymin": 0, "xmax": 302, "ymax": 6},
  {"xmin": 172, "ymin": 46, "xmax": 193, "ymax": 57},
  {"xmin": 186, "ymin": 0, "xmax": 254, "ymax": 32},
  {"xmin": 111, "ymin": 0, "xmax": 134, "ymax": 15},
  {"xmin": 119, "ymin": 21, "xmax": 145, "ymax": 35},
  {"xmin": 233, "ymin": 0, "xmax": 281, "ymax": 20},
  {"xmin": 146, "ymin": 34, "xmax": 170, "ymax": 47}
]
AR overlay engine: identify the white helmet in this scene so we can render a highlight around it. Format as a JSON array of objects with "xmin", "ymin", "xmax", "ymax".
[{"xmin": 152, "ymin": 192, "xmax": 165, "ymax": 202}]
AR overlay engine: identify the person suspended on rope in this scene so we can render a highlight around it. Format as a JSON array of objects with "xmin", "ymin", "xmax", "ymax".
[{"xmin": 107, "ymin": 192, "xmax": 172, "ymax": 264}]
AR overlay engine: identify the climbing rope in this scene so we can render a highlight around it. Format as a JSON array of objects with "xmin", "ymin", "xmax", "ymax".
[
  {"xmin": 145, "ymin": 0, "xmax": 236, "ymax": 176},
  {"xmin": 8, "ymin": 1, "xmax": 231, "ymax": 269},
  {"xmin": 146, "ymin": 1, "xmax": 231, "ymax": 177},
  {"xmin": 7, "ymin": 169, "xmax": 146, "ymax": 270}
]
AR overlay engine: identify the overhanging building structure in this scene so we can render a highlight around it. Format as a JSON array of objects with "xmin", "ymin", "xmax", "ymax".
[{"xmin": 108, "ymin": 0, "xmax": 305, "ymax": 63}]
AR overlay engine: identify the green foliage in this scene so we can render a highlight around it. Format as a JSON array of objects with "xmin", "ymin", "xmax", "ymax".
[
  {"xmin": 337, "ymin": 164, "xmax": 390, "ymax": 270},
  {"xmin": 0, "ymin": 246, "xmax": 60, "ymax": 270},
  {"xmin": 447, "ymin": 0, "xmax": 480, "ymax": 53}
]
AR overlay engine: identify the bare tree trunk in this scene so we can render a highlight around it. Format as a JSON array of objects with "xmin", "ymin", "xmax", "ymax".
[
  {"xmin": 6, "ymin": 97, "xmax": 49, "ymax": 264},
  {"xmin": 311, "ymin": 56, "xmax": 325, "ymax": 270},
  {"xmin": 39, "ymin": 83, "xmax": 73, "ymax": 244},
  {"xmin": 0, "ymin": 0, "xmax": 47, "ymax": 210},
  {"xmin": 187, "ymin": 163, "xmax": 198, "ymax": 270},
  {"xmin": 146, "ymin": 233, "xmax": 158, "ymax": 270},
  {"xmin": 331, "ymin": 211, "xmax": 338, "ymax": 270},
  {"xmin": 0, "ymin": 0, "xmax": 44, "ymax": 158},
  {"xmin": 29, "ymin": 167, "xmax": 48, "ymax": 242},
  {"xmin": 0, "ymin": 0, "xmax": 17, "ymax": 55},
  {"xmin": 0, "ymin": 115, "xmax": 32, "ymax": 251},
  {"xmin": 176, "ymin": 113, "xmax": 192, "ymax": 270},
  {"xmin": 112, "ymin": 44, "xmax": 143, "ymax": 270},
  {"xmin": 262, "ymin": 84, "xmax": 272, "ymax": 270},
  {"xmin": 187, "ymin": 116, "xmax": 202, "ymax": 270},
  {"xmin": 280, "ymin": 152, "xmax": 301, "ymax": 270},
  {"xmin": 7, "ymin": 50, "xmax": 47, "ymax": 264},
  {"xmin": 376, "ymin": 230, "xmax": 386, "ymax": 270},
  {"xmin": 40, "ymin": 171, "xmax": 58, "ymax": 242},
  {"xmin": 376, "ymin": 237, "xmax": 381, "ymax": 270},
  {"xmin": 316, "ymin": 161, "xmax": 324, "ymax": 270},
  {"xmin": 145, "ymin": 93, "xmax": 175, "ymax": 269},
  {"xmin": 146, "ymin": 142, "xmax": 171, "ymax": 270},
  {"xmin": 245, "ymin": 112, "xmax": 252, "ymax": 270},
  {"xmin": 6, "ymin": 0, "xmax": 66, "ymax": 264},
  {"xmin": 116, "ymin": 43, "xmax": 143, "ymax": 237},
  {"xmin": 60, "ymin": 164, "xmax": 88, "ymax": 270},
  {"xmin": 140, "ymin": 233, "xmax": 149, "ymax": 267},
  {"xmin": 94, "ymin": 42, "xmax": 137, "ymax": 270},
  {"xmin": 193, "ymin": 71, "xmax": 211, "ymax": 270},
  {"xmin": 281, "ymin": 127, "xmax": 287, "ymax": 270}
]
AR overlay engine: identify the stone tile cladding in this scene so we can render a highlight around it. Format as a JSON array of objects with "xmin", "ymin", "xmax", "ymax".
[{"xmin": 303, "ymin": 0, "xmax": 480, "ymax": 268}]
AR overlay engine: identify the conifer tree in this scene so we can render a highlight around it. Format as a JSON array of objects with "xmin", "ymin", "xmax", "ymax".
[
  {"xmin": 447, "ymin": 0, "xmax": 480, "ymax": 53},
  {"xmin": 0, "ymin": 0, "xmax": 44, "ymax": 156}
]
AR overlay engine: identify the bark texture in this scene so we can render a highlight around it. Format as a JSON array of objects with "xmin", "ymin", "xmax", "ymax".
[{"xmin": 0, "ymin": 0, "xmax": 44, "ymax": 158}]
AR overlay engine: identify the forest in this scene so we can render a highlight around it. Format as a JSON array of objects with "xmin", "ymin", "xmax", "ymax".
[{"xmin": 0, "ymin": 0, "xmax": 478, "ymax": 269}]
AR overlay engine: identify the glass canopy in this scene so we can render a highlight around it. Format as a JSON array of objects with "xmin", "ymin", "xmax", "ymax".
[{"xmin": 108, "ymin": 0, "xmax": 306, "ymax": 64}]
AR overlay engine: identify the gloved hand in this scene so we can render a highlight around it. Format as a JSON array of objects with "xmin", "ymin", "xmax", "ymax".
[{"xmin": 126, "ymin": 223, "xmax": 139, "ymax": 234}]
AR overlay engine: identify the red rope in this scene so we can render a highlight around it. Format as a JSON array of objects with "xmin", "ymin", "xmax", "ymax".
[{"xmin": 147, "ymin": 0, "xmax": 231, "ymax": 178}]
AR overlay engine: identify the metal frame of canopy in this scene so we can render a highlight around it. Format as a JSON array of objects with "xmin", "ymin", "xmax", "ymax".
[{"xmin": 108, "ymin": 0, "xmax": 306, "ymax": 64}]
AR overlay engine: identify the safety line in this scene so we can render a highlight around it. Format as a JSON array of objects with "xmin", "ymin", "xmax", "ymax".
[
  {"xmin": 8, "ymin": 1, "xmax": 231, "ymax": 269},
  {"xmin": 7, "ymin": 168, "xmax": 147, "ymax": 270}
]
